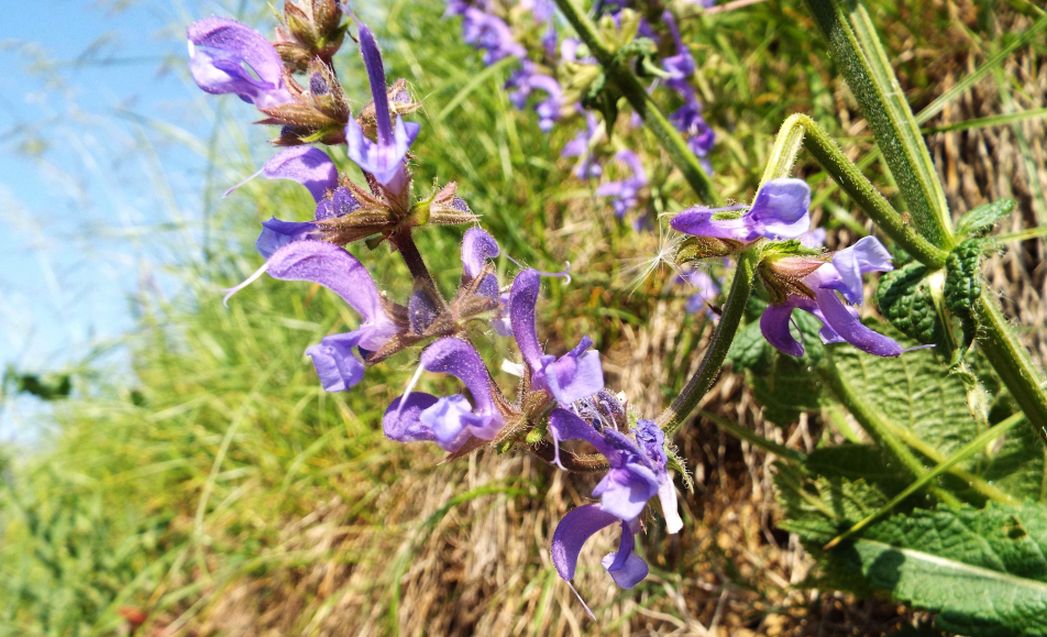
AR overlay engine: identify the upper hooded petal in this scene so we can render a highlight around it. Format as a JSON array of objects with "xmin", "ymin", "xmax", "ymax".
[
  {"xmin": 461, "ymin": 227, "xmax": 500, "ymax": 281},
  {"xmin": 186, "ymin": 17, "xmax": 290, "ymax": 107},
  {"xmin": 746, "ymin": 178, "xmax": 811, "ymax": 240},
  {"xmin": 260, "ymin": 147, "xmax": 338, "ymax": 202},
  {"xmin": 508, "ymin": 269, "xmax": 545, "ymax": 370},
  {"xmin": 420, "ymin": 338, "xmax": 501, "ymax": 429},
  {"xmin": 551, "ymin": 504, "xmax": 620, "ymax": 582},
  {"xmin": 265, "ymin": 240, "xmax": 396, "ymax": 350},
  {"xmin": 827, "ymin": 236, "xmax": 894, "ymax": 304},
  {"xmin": 670, "ymin": 206, "xmax": 751, "ymax": 241}
]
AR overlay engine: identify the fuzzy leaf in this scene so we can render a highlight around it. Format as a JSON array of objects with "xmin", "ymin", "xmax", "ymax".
[
  {"xmin": 957, "ymin": 199, "xmax": 1016, "ymax": 238},
  {"xmin": 875, "ymin": 262, "xmax": 942, "ymax": 346},
  {"xmin": 944, "ymin": 240, "xmax": 982, "ymax": 347}
]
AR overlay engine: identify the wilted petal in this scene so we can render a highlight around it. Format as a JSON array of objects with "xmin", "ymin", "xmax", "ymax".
[
  {"xmin": 305, "ymin": 331, "xmax": 366, "ymax": 392},
  {"xmin": 600, "ymin": 521, "xmax": 648, "ymax": 588},
  {"xmin": 383, "ymin": 392, "xmax": 439, "ymax": 443},
  {"xmin": 462, "ymin": 227, "xmax": 500, "ymax": 281},
  {"xmin": 746, "ymin": 178, "xmax": 811, "ymax": 240},
  {"xmin": 816, "ymin": 289, "xmax": 902, "ymax": 356},
  {"xmin": 760, "ymin": 303, "xmax": 806, "ymax": 357},
  {"xmin": 266, "ymin": 240, "xmax": 396, "ymax": 350},
  {"xmin": 260, "ymin": 146, "xmax": 338, "ymax": 202},
  {"xmin": 551, "ymin": 504, "xmax": 620, "ymax": 582},
  {"xmin": 827, "ymin": 236, "xmax": 893, "ymax": 304},
  {"xmin": 187, "ymin": 17, "xmax": 290, "ymax": 108}
]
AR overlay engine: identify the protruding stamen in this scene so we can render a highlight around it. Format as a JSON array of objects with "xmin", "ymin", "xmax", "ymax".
[{"xmin": 222, "ymin": 260, "xmax": 271, "ymax": 307}]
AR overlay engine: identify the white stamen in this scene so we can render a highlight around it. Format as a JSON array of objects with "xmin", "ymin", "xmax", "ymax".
[
  {"xmin": 500, "ymin": 359, "xmax": 525, "ymax": 377},
  {"xmin": 566, "ymin": 581, "xmax": 596, "ymax": 620},
  {"xmin": 223, "ymin": 166, "xmax": 265, "ymax": 198},
  {"xmin": 222, "ymin": 260, "xmax": 271, "ymax": 307},
  {"xmin": 393, "ymin": 360, "xmax": 427, "ymax": 422}
]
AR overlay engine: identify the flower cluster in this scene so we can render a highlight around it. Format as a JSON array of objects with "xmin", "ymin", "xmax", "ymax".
[
  {"xmin": 671, "ymin": 178, "xmax": 904, "ymax": 357},
  {"xmin": 445, "ymin": 0, "xmax": 717, "ymax": 224},
  {"xmin": 188, "ymin": 2, "xmax": 684, "ymax": 605}
]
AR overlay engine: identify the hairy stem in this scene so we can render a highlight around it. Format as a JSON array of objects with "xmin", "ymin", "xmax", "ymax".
[
  {"xmin": 552, "ymin": 0, "xmax": 721, "ymax": 204},
  {"xmin": 805, "ymin": 0, "xmax": 952, "ymax": 246},
  {"xmin": 766, "ymin": 114, "xmax": 948, "ymax": 267},
  {"xmin": 658, "ymin": 249, "xmax": 758, "ymax": 435},
  {"xmin": 975, "ymin": 289, "xmax": 1047, "ymax": 446}
]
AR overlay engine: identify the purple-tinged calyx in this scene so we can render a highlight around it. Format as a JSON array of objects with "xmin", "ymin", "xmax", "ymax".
[
  {"xmin": 760, "ymin": 236, "xmax": 903, "ymax": 357},
  {"xmin": 187, "ymin": 17, "xmax": 292, "ymax": 109},
  {"xmin": 509, "ymin": 270, "xmax": 604, "ymax": 406},
  {"xmin": 382, "ymin": 338, "xmax": 504, "ymax": 452},
  {"xmin": 671, "ymin": 178, "xmax": 811, "ymax": 244},
  {"xmin": 549, "ymin": 411, "xmax": 681, "ymax": 594},
  {"xmin": 345, "ymin": 25, "xmax": 420, "ymax": 190}
]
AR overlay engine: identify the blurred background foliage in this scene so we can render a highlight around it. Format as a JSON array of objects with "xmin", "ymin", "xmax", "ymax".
[{"xmin": 1, "ymin": 0, "xmax": 1044, "ymax": 635}]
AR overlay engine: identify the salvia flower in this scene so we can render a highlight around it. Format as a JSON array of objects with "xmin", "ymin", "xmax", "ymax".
[
  {"xmin": 596, "ymin": 150, "xmax": 647, "ymax": 219},
  {"xmin": 671, "ymin": 178, "xmax": 811, "ymax": 244},
  {"xmin": 561, "ymin": 113, "xmax": 603, "ymax": 180},
  {"xmin": 345, "ymin": 25, "xmax": 420, "ymax": 193},
  {"xmin": 507, "ymin": 64, "xmax": 563, "ymax": 132},
  {"xmin": 761, "ymin": 236, "xmax": 903, "ymax": 357},
  {"xmin": 680, "ymin": 268, "xmax": 720, "ymax": 317},
  {"xmin": 187, "ymin": 17, "xmax": 292, "ymax": 109},
  {"xmin": 549, "ymin": 409, "xmax": 682, "ymax": 596},
  {"xmin": 461, "ymin": 8, "xmax": 526, "ymax": 65},
  {"xmin": 509, "ymin": 270, "xmax": 604, "ymax": 405},
  {"xmin": 383, "ymin": 337, "xmax": 504, "ymax": 452},
  {"xmin": 254, "ymin": 241, "xmax": 400, "ymax": 391}
]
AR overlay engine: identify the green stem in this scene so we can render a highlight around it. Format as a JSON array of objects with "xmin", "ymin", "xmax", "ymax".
[
  {"xmin": 974, "ymin": 289, "xmax": 1047, "ymax": 446},
  {"xmin": 824, "ymin": 412, "xmax": 1024, "ymax": 550},
  {"xmin": 820, "ymin": 355, "xmax": 960, "ymax": 507},
  {"xmin": 657, "ymin": 249, "xmax": 757, "ymax": 435},
  {"xmin": 552, "ymin": 0, "xmax": 721, "ymax": 204},
  {"xmin": 805, "ymin": 0, "xmax": 952, "ymax": 247},
  {"xmin": 765, "ymin": 114, "xmax": 948, "ymax": 268}
]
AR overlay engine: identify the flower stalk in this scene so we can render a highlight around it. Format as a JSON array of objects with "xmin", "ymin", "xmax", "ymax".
[{"xmin": 551, "ymin": 0, "xmax": 721, "ymax": 205}]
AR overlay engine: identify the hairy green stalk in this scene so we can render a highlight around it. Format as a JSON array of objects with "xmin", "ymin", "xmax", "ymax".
[
  {"xmin": 657, "ymin": 249, "xmax": 757, "ymax": 435},
  {"xmin": 551, "ymin": 0, "xmax": 721, "ymax": 204},
  {"xmin": 763, "ymin": 114, "xmax": 948, "ymax": 267},
  {"xmin": 805, "ymin": 0, "xmax": 1047, "ymax": 446},
  {"xmin": 804, "ymin": 0, "xmax": 952, "ymax": 246}
]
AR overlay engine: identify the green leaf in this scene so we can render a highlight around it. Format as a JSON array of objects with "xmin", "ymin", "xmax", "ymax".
[
  {"xmin": 726, "ymin": 319, "xmax": 770, "ymax": 370},
  {"xmin": 875, "ymin": 262, "xmax": 943, "ymax": 346},
  {"xmin": 956, "ymin": 199, "xmax": 1016, "ymax": 237},
  {"xmin": 945, "ymin": 239, "xmax": 983, "ymax": 347},
  {"xmin": 746, "ymin": 312, "xmax": 826, "ymax": 425},
  {"xmin": 829, "ymin": 504, "xmax": 1047, "ymax": 637}
]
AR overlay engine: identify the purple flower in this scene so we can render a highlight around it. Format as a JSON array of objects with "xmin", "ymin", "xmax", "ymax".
[
  {"xmin": 345, "ymin": 25, "xmax": 420, "ymax": 190},
  {"xmin": 671, "ymin": 178, "xmax": 811, "ymax": 243},
  {"xmin": 506, "ymin": 64, "xmax": 563, "ymax": 132},
  {"xmin": 760, "ymin": 236, "xmax": 903, "ymax": 357},
  {"xmin": 561, "ymin": 114, "xmax": 603, "ymax": 180},
  {"xmin": 549, "ymin": 410, "xmax": 681, "ymax": 593},
  {"xmin": 509, "ymin": 270, "xmax": 604, "ymax": 405},
  {"xmin": 461, "ymin": 8, "xmax": 526, "ymax": 65},
  {"xmin": 670, "ymin": 91, "xmax": 715, "ymax": 163},
  {"xmin": 461, "ymin": 227, "xmax": 501, "ymax": 298},
  {"xmin": 226, "ymin": 240, "xmax": 398, "ymax": 392},
  {"xmin": 680, "ymin": 268, "xmax": 720, "ymax": 317},
  {"xmin": 383, "ymin": 338, "xmax": 504, "ymax": 452},
  {"xmin": 662, "ymin": 12, "xmax": 694, "ymax": 94},
  {"xmin": 187, "ymin": 17, "xmax": 291, "ymax": 109},
  {"xmin": 596, "ymin": 150, "xmax": 647, "ymax": 218}
]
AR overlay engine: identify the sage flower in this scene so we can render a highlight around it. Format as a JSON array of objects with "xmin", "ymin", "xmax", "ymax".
[
  {"xmin": 596, "ymin": 150, "xmax": 647, "ymax": 219},
  {"xmin": 671, "ymin": 178, "xmax": 811, "ymax": 243},
  {"xmin": 383, "ymin": 338, "xmax": 504, "ymax": 452},
  {"xmin": 550, "ymin": 410, "xmax": 682, "ymax": 592},
  {"xmin": 187, "ymin": 17, "xmax": 291, "ymax": 108},
  {"xmin": 509, "ymin": 270, "xmax": 603, "ymax": 405},
  {"xmin": 761, "ymin": 236, "xmax": 903, "ymax": 357}
]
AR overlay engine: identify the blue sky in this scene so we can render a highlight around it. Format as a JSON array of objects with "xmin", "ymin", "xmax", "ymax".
[{"xmin": 0, "ymin": 0, "xmax": 263, "ymax": 437}]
